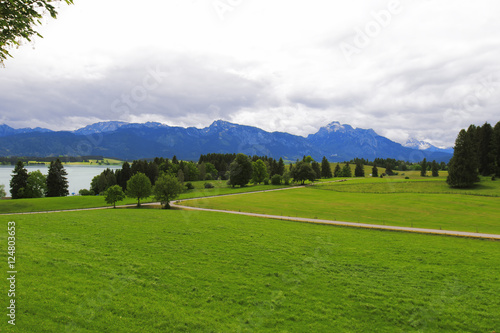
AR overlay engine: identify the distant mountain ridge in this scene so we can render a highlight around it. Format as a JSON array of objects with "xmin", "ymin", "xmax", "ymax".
[
  {"xmin": 403, "ymin": 138, "xmax": 454, "ymax": 155},
  {"xmin": 0, "ymin": 120, "xmax": 453, "ymax": 162}
]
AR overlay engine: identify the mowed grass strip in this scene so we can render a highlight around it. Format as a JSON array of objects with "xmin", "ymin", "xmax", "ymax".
[
  {"xmin": 182, "ymin": 185, "xmax": 500, "ymax": 234},
  {"xmin": 0, "ymin": 209, "xmax": 499, "ymax": 332}
]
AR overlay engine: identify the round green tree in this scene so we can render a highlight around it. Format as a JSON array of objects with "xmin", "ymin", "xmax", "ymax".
[
  {"xmin": 126, "ymin": 172, "xmax": 152, "ymax": 207},
  {"xmin": 153, "ymin": 174, "xmax": 183, "ymax": 209},
  {"xmin": 251, "ymin": 159, "xmax": 269, "ymax": 184},
  {"xmin": 229, "ymin": 153, "xmax": 252, "ymax": 187},
  {"xmin": 104, "ymin": 185, "xmax": 126, "ymax": 208}
]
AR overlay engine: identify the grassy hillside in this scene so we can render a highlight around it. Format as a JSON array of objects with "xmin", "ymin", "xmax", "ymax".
[
  {"xmin": 1, "ymin": 209, "xmax": 498, "ymax": 332},
  {"xmin": 182, "ymin": 177, "xmax": 500, "ymax": 234}
]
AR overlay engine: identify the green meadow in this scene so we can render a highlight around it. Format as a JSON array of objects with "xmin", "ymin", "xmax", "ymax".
[
  {"xmin": 1, "ymin": 209, "xmax": 499, "ymax": 332},
  {"xmin": 0, "ymin": 181, "xmax": 293, "ymax": 214},
  {"xmin": 182, "ymin": 177, "xmax": 500, "ymax": 234}
]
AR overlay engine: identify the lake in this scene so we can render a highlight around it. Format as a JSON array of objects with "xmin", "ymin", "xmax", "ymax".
[{"xmin": 0, "ymin": 165, "xmax": 122, "ymax": 197}]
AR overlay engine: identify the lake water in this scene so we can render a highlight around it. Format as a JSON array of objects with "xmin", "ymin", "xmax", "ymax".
[{"xmin": 0, "ymin": 165, "xmax": 122, "ymax": 197}]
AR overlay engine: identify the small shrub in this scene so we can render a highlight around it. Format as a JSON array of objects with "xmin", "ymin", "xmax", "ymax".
[
  {"xmin": 271, "ymin": 174, "xmax": 282, "ymax": 185},
  {"xmin": 263, "ymin": 178, "xmax": 270, "ymax": 185},
  {"xmin": 492, "ymin": 176, "xmax": 496, "ymax": 181},
  {"xmin": 205, "ymin": 173, "xmax": 213, "ymax": 181},
  {"xmin": 204, "ymin": 182, "xmax": 214, "ymax": 189},
  {"xmin": 405, "ymin": 176, "xmax": 410, "ymax": 180},
  {"xmin": 185, "ymin": 182, "xmax": 194, "ymax": 190},
  {"xmin": 79, "ymin": 189, "xmax": 94, "ymax": 196},
  {"xmin": 380, "ymin": 175, "xmax": 384, "ymax": 178}
]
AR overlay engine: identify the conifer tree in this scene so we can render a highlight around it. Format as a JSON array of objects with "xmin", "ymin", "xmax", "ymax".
[
  {"xmin": 354, "ymin": 162, "xmax": 365, "ymax": 177},
  {"xmin": 447, "ymin": 129, "xmax": 479, "ymax": 188},
  {"xmin": 333, "ymin": 163, "xmax": 341, "ymax": 177},
  {"xmin": 420, "ymin": 158, "xmax": 427, "ymax": 177},
  {"xmin": 431, "ymin": 160, "xmax": 439, "ymax": 177},
  {"xmin": 321, "ymin": 156, "xmax": 333, "ymax": 178},
  {"xmin": 372, "ymin": 165, "xmax": 378, "ymax": 177},
  {"xmin": 477, "ymin": 122, "xmax": 495, "ymax": 176},
  {"xmin": 10, "ymin": 160, "xmax": 29, "ymax": 199},
  {"xmin": 46, "ymin": 159, "xmax": 69, "ymax": 197}
]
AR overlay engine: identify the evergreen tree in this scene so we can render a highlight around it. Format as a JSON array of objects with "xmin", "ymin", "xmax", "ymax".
[
  {"xmin": 119, "ymin": 161, "xmax": 132, "ymax": 190},
  {"xmin": 420, "ymin": 158, "xmax": 427, "ymax": 177},
  {"xmin": 354, "ymin": 162, "xmax": 365, "ymax": 177},
  {"xmin": 333, "ymin": 163, "xmax": 342, "ymax": 177},
  {"xmin": 477, "ymin": 122, "xmax": 495, "ymax": 176},
  {"xmin": 320, "ymin": 156, "xmax": 333, "ymax": 178},
  {"xmin": 341, "ymin": 163, "xmax": 352, "ymax": 177},
  {"xmin": 447, "ymin": 129, "xmax": 479, "ymax": 188},
  {"xmin": 277, "ymin": 158, "xmax": 285, "ymax": 176},
  {"xmin": 494, "ymin": 121, "xmax": 500, "ymax": 176},
  {"xmin": 10, "ymin": 160, "xmax": 29, "ymax": 199},
  {"xmin": 372, "ymin": 165, "xmax": 378, "ymax": 177},
  {"xmin": 431, "ymin": 160, "xmax": 439, "ymax": 177},
  {"xmin": 0, "ymin": 184, "xmax": 5, "ymax": 198},
  {"xmin": 46, "ymin": 159, "xmax": 69, "ymax": 197}
]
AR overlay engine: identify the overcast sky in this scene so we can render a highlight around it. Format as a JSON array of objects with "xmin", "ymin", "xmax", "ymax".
[{"xmin": 1, "ymin": 0, "xmax": 499, "ymax": 147}]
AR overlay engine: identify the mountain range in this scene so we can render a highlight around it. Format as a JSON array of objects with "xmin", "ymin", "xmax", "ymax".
[{"xmin": 0, "ymin": 120, "xmax": 453, "ymax": 162}]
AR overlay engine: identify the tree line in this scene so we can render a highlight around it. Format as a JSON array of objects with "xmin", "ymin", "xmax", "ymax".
[
  {"xmin": 0, "ymin": 155, "xmax": 105, "ymax": 165},
  {"xmin": 447, "ymin": 121, "xmax": 500, "ymax": 188},
  {"xmin": 9, "ymin": 159, "xmax": 69, "ymax": 199}
]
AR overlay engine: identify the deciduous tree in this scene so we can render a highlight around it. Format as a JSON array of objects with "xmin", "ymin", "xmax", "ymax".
[
  {"xmin": 126, "ymin": 172, "xmax": 152, "ymax": 207},
  {"xmin": 153, "ymin": 174, "xmax": 183, "ymax": 209},
  {"xmin": 291, "ymin": 161, "xmax": 316, "ymax": 184},
  {"xmin": 25, "ymin": 170, "xmax": 47, "ymax": 198},
  {"xmin": 251, "ymin": 159, "xmax": 268, "ymax": 184},
  {"xmin": 104, "ymin": 185, "xmax": 125, "ymax": 208},
  {"xmin": 1, "ymin": 0, "xmax": 73, "ymax": 65},
  {"xmin": 229, "ymin": 153, "xmax": 252, "ymax": 187}
]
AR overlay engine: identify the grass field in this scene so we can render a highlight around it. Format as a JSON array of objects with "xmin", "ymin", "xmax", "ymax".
[
  {"xmin": 182, "ymin": 177, "xmax": 500, "ymax": 234},
  {"xmin": 1, "ymin": 209, "xmax": 499, "ymax": 332}
]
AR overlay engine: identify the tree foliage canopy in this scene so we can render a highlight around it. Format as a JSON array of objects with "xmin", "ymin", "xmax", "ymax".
[
  {"xmin": 126, "ymin": 172, "xmax": 152, "ymax": 207},
  {"xmin": 251, "ymin": 159, "xmax": 268, "ymax": 184},
  {"xmin": 0, "ymin": 0, "xmax": 73, "ymax": 64},
  {"xmin": 153, "ymin": 174, "xmax": 183, "ymax": 209},
  {"xmin": 104, "ymin": 185, "xmax": 125, "ymax": 208},
  {"xmin": 228, "ymin": 153, "xmax": 252, "ymax": 187}
]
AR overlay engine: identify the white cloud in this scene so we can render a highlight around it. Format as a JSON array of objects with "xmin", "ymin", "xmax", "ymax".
[{"xmin": 0, "ymin": 0, "xmax": 499, "ymax": 147}]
